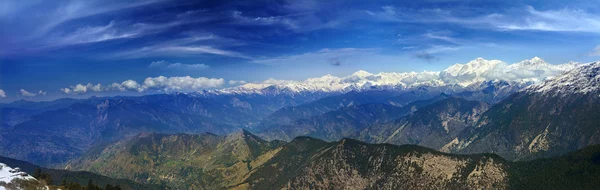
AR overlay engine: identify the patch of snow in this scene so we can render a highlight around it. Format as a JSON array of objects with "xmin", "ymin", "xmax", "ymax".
[{"xmin": 0, "ymin": 163, "xmax": 37, "ymax": 189}]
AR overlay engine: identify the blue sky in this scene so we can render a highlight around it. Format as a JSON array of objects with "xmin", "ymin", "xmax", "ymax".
[{"xmin": 1, "ymin": 0, "xmax": 600, "ymax": 102}]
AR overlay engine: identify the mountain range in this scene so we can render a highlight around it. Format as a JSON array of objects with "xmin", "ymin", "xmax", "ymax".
[
  {"xmin": 64, "ymin": 131, "xmax": 600, "ymax": 190},
  {"xmin": 1, "ymin": 57, "xmax": 600, "ymax": 189}
]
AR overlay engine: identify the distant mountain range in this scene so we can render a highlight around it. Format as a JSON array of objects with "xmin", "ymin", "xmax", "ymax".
[
  {"xmin": 215, "ymin": 57, "xmax": 577, "ymax": 96},
  {"xmin": 0, "ymin": 92, "xmax": 326, "ymax": 166}
]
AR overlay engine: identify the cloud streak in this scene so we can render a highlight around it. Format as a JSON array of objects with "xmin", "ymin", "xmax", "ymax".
[
  {"xmin": 112, "ymin": 34, "xmax": 251, "ymax": 59},
  {"xmin": 149, "ymin": 60, "xmax": 209, "ymax": 70},
  {"xmin": 589, "ymin": 45, "xmax": 600, "ymax": 56},
  {"xmin": 252, "ymin": 48, "xmax": 379, "ymax": 65},
  {"xmin": 366, "ymin": 5, "xmax": 600, "ymax": 33},
  {"xmin": 0, "ymin": 89, "xmax": 5, "ymax": 98}
]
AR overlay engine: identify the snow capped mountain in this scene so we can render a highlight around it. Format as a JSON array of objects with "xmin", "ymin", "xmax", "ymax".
[
  {"xmin": 526, "ymin": 61, "xmax": 600, "ymax": 96},
  {"xmin": 216, "ymin": 57, "xmax": 579, "ymax": 95},
  {"xmin": 0, "ymin": 163, "xmax": 44, "ymax": 190}
]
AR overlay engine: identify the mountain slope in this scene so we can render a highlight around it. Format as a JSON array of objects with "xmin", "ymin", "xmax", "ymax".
[
  {"xmin": 0, "ymin": 156, "xmax": 155, "ymax": 190},
  {"xmin": 0, "ymin": 162, "xmax": 48, "ymax": 190},
  {"xmin": 0, "ymin": 98, "xmax": 237, "ymax": 166},
  {"xmin": 67, "ymin": 130, "xmax": 600, "ymax": 190},
  {"xmin": 240, "ymin": 137, "xmax": 508, "ymax": 189},
  {"xmin": 450, "ymin": 61, "xmax": 600, "ymax": 160},
  {"xmin": 507, "ymin": 144, "xmax": 600, "ymax": 189},
  {"xmin": 256, "ymin": 90, "xmax": 420, "ymax": 130},
  {"xmin": 258, "ymin": 94, "xmax": 451, "ymax": 142},
  {"xmin": 67, "ymin": 130, "xmax": 284, "ymax": 190},
  {"xmin": 357, "ymin": 97, "xmax": 489, "ymax": 151}
]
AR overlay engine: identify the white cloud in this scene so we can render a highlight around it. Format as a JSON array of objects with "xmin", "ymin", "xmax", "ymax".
[
  {"xmin": 60, "ymin": 88, "xmax": 72, "ymax": 94},
  {"xmin": 61, "ymin": 83, "xmax": 103, "ymax": 94},
  {"xmin": 141, "ymin": 76, "xmax": 224, "ymax": 91},
  {"xmin": 38, "ymin": 90, "xmax": 47, "ymax": 96},
  {"xmin": 149, "ymin": 60, "xmax": 209, "ymax": 70},
  {"xmin": 0, "ymin": 89, "xmax": 6, "ymax": 98},
  {"xmin": 19, "ymin": 89, "xmax": 36, "ymax": 97},
  {"xmin": 589, "ymin": 45, "xmax": 600, "ymax": 57},
  {"xmin": 61, "ymin": 76, "xmax": 225, "ymax": 94}
]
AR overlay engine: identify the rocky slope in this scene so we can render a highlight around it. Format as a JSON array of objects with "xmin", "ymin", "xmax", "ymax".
[
  {"xmin": 357, "ymin": 97, "xmax": 489, "ymax": 151},
  {"xmin": 240, "ymin": 137, "xmax": 508, "ymax": 190},
  {"xmin": 449, "ymin": 61, "xmax": 600, "ymax": 160}
]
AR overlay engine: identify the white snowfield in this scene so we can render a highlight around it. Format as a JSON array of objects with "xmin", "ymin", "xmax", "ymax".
[
  {"xmin": 214, "ymin": 57, "xmax": 580, "ymax": 95},
  {"xmin": 0, "ymin": 162, "xmax": 43, "ymax": 190},
  {"xmin": 526, "ymin": 61, "xmax": 600, "ymax": 96}
]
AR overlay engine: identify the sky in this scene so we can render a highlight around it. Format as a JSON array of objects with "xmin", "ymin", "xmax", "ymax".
[{"xmin": 1, "ymin": 0, "xmax": 600, "ymax": 102}]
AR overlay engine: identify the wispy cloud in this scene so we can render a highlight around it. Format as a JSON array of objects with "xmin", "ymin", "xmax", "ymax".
[
  {"xmin": 0, "ymin": 89, "xmax": 6, "ymax": 98},
  {"xmin": 252, "ymin": 48, "xmax": 378, "ymax": 65},
  {"xmin": 230, "ymin": 11, "xmax": 299, "ymax": 30},
  {"xmin": 111, "ymin": 33, "xmax": 250, "ymax": 59},
  {"xmin": 39, "ymin": 0, "xmax": 165, "ymax": 34},
  {"xmin": 589, "ymin": 45, "xmax": 600, "ymax": 56},
  {"xmin": 422, "ymin": 31, "xmax": 461, "ymax": 44},
  {"xmin": 149, "ymin": 60, "xmax": 209, "ymax": 70},
  {"xmin": 366, "ymin": 5, "xmax": 600, "ymax": 33},
  {"xmin": 53, "ymin": 21, "xmax": 139, "ymax": 46},
  {"xmin": 496, "ymin": 6, "xmax": 600, "ymax": 33}
]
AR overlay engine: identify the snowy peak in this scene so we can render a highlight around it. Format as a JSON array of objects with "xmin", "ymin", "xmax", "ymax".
[
  {"xmin": 526, "ymin": 61, "xmax": 600, "ymax": 96},
  {"xmin": 446, "ymin": 57, "xmax": 503, "ymax": 74},
  {"xmin": 526, "ymin": 57, "xmax": 546, "ymax": 65}
]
